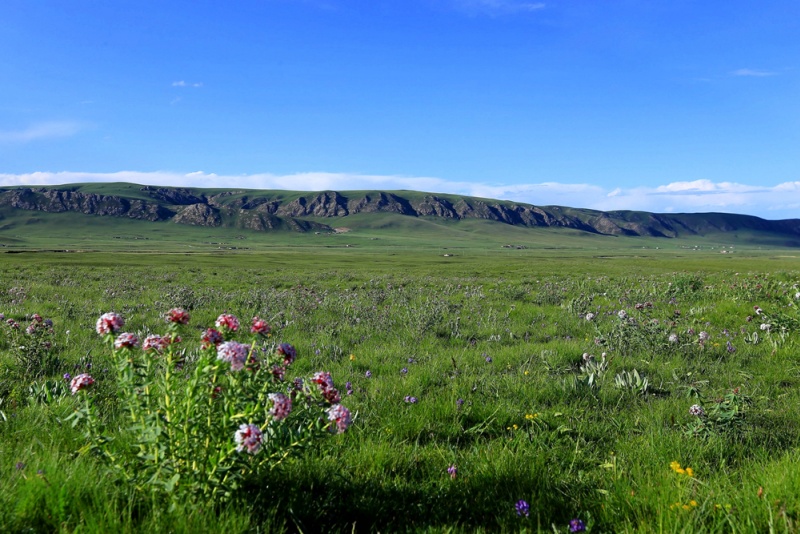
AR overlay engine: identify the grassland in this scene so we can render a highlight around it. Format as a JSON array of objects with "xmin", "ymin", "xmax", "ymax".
[{"xmin": 1, "ymin": 240, "xmax": 800, "ymax": 532}]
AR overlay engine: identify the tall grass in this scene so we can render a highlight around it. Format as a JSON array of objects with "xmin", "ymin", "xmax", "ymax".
[{"xmin": 1, "ymin": 252, "xmax": 799, "ymax": 532}]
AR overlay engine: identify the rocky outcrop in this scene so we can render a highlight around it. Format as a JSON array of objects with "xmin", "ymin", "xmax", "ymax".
[
  {"xmin": 173, "ymin": 204, "xmax": 221, "ymax": 226},
  {"xmin": 0, "ymin": 188, "xmax": 173, "ymax": 221},
  {"xmin": 2, "ymin": 185, "xmax": 799, "ymax": 238}
]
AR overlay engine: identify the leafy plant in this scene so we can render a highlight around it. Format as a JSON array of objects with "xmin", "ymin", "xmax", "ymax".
[{"xmin": 70, "ymin": 310, "xmax": 352, "ymax": 508}]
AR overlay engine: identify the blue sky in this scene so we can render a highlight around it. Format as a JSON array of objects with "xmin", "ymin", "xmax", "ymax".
[{"xmin": 1, "ymin": 0, "xmax": 799, "ymax": 219}]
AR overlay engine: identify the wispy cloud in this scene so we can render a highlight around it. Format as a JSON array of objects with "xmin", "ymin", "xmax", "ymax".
[
  {"xmin": 451, "ymin": 0, "xmax": 545, "ymax": 15},
  {"xmin": 172, "ymin": 80, "xmax": 204, "ymax": 87},
  {"xmin": 0, "ymin": 122, "xmax": 84, "ymax": 143},
  {"xmin": 1, "ymin": 171, "xmax": 798, "ymax": 220},
  {"xmin": 731, "ymin": 68, "xmax": 776, "ymax": 77}
]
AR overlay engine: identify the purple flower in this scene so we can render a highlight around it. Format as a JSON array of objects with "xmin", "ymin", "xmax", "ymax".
[
  {"xmin": 345, "ymin": 381, "xmax": 353, "ymax": 395},
  {"xmin": 515, "ymin": 499, "xmax": 530, "ymax": 517},
  {"xmin": 726, "ymin": 341, "xmax": 736, "ymax": 353},
  {"xmin": 15, "ymin": 461, "xmax": 26, "ymax": 471},
  {"xmin": 404, "ymin": 396, "xmax": 417, "ymax": 404},
  {"xmin": 63, "ymin": 373, "xmax": 71, "ymax": 381},
  {"xmin": 365, "ymin": 370, "xmax": 372, "ymax": 378},
  {"xmin": 456, "ymin": 398, "xmax": 465, "ymax": 409},
  {"xmin": 484, "ymin": 354, "xmax": 493, "ymax": 363},
  {"xmin": 400, "ymin": 367, "xmax": 408, "ymax": 375},
  {"xmin": 569, "ymin": 518, "xmax": 586, "ymax": 532},
  {"xmin": 447, "ymin": 464, "xmax": 457, "ymax": 479}
]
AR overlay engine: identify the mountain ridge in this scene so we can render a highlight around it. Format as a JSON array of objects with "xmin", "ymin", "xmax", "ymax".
[{"xmin": 1, "ymin": 183, "xmax": 799, "ymax": 241}]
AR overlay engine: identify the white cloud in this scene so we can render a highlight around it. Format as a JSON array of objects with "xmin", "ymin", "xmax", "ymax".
[
  {"xmin": 0, "ymin": 122, "xmax": 84, "ymax": 143},
  {"xmin": 0, "ymin": 171, "xmax": 798, "ymax": 220},
  {"xmin": 731, "ymin": 68, "xmax": 777, "ymax": 77},
  {"xmin": 172, "ymin": 80, "xmax": 203, "ymax": 87}
]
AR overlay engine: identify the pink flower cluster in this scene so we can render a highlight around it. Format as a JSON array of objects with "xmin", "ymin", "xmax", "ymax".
[
  {"xmin": 165, "ymin": 308, "xmax": 191, "ymax": 324},
  {"xmin": 215, "ymin": 313, "xmax": 240, "ymax": 332},
  {"xmin": 250, "ymin": 316, "xmax": 271, "ymax": 336},
  {"xmin": 217, "ymin": 341, "xmax": 249, "ymax": 371},
  {"xmin": 268, "ymin": 392, "xmax": 292, "ymax": 421},
  {"xmin": 326, "ymin": 404, "xmax": 352, "ymax": 434},
  {"xmin": 234, "ymin": 423, "xmax": 263, "ymax": 454},
  {"xmin": 201, "ymin": 328, "xmax": 224, "ymax": 348},
  {"xmin": 96, "ymin": 312, "xmax": 124, "ymax": 335},
  {"xmin": 114, "ymin": 332, "xmax": 140, "ymax": 349},
  {"xmin": 70, "ymin": 373, "xmax": 95, "ymax": 394},
  {"xmin": 142, "ymin": 334, "xmax": 181, "ymax": 353},
  {"xmin": 277, "ymin": 343, "xmax": 297, "ymax": 366},
  {"xmin": 312, "ymin": 371, "xmax": 341, "ymax": 404}
]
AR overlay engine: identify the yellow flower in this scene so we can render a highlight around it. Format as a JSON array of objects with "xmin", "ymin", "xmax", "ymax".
[
  {"xmin": 513, "ymin": 424, "xmax": 519, "ymax": 430},
  {"xmin": 349, "ymin": 354, "xmax": 355, "ymax": 361},
  {"xmin": 690, "ymin": 500, "xmax": 698, "ymax": 507},
  {"xmin": 524, "ymin": 370, "xmax": 529, "ymax": 375},
  {"xmin": 682, "ymin": 504, "xmax": 691, "ymax": 511},
  {"xmin": 525, "ymin": 413, "xmax": 537, "ymax": 420},
  {"xmin": 685, "ymin": 467, "xmax": 694, "ymax": 477}
]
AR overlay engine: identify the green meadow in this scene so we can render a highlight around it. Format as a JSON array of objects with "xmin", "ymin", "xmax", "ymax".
[{"xmin": 1, "ymin": 236, "xmax": 799, "ymax": 532}]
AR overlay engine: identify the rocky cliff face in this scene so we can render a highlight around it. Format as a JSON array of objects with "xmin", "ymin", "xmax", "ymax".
[{"xmin": 1, "ymin": 185, "xmax": 798, "ymax": 238}]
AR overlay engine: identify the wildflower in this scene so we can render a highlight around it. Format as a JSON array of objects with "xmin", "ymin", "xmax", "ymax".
[
  {"xmin": 276, "ymin": 343, "xmax": 296, "ymax": 365},
  {"xmin": 365, "ymin": 370, "xmax": 372, "ymax": 378},
  {"xmin": 407, "ymin": 357, "xmax": 415, "ymax": 364},
  {"xmin": 670, "ymin": 461, "xmax": 686, "ymax": 475},
  {"xmin": 668, "ymin": 333, "xmax": 679, "ymax": 343},
  {"xmin": 760, "ymin": 323, "xmax": 771, "ymax": 331},
  {"xmin": 63, "ymin": 373, "xmax": 71, "ymax": 381},
  {"xmin": 484, "ymin": 354, "xmax": 493, "ymax": 363},
  {"xmin": 114, "ymin": 332, "xmax": 140, "ymax": 350},
  {"xmin": 271, "ymin": 365, "xmax": 285, "ymax": 381},
  {"xmin": 400, "ymin": 367, "xmax": 408, "ymax": 375},
  {"xmin": 404, "ymin": 396, "xmax": 417, "ymax": 404},
  {"xmin": 686, "ymin": 467, "xmax": 694, "ymax": 477},
  {"xmin": 585, "ymin": 312, "xmax": 595, "ymax": 321},
  {"xmin": 618, "ymin": 310, "xmax": 628, "ymax": 319},
  {"xmin": 312, "ymin": 371, "xmax": 341, "ymax": 403},
  {"xmin": 250, "ymin": 316, "xmax": 271, "ymax": 336},
  {"xmin": 456, "ymin": 398, "xmax": 464, "ymax": 409},
  {"xmin": 349, "ymin": 354, "xmax": 356, "ymax": 361},
  {"xmin": 234, "ymin": 423, "xmax": 263, "ymax": 454},
  {"xmin": 165, "ymin": 308, "xmax": 190, "ymax": 324},
  {"xmin": 345, "ymin": 381, "xmax": 353, "ymax": 395},
  {"xmin": 795, "ymin": 292, "xmax": 800, "ymax": 300},
  {"xmin": 268, "ymin": 393, "xmax": 292, "ymax": 421},
  {"xmin": 447, "ymin": 464, "xmax": 457, "ymax": 479},
  {"xmin": 217, "ymin": 341, "xmax": 249, "ymax": 371},
  {"xmin": 754, "ymin": 305, "xmax": 762, "ymax": 315},
  {"xmin": 515, "ymin": 499, "xmax": 530, "ymax": 517},
  {"xmin": 582, "ymin": 352, "xmax": 593, "ymax": 362},
  {"xmin": 142, "ymin": 334, "xmax": 166, "ymax": 353},
  {"xmin": 70, "ymin": 373, "xmax": 95, "ymax": 394},
  {"xmin": 326, "ymin": 404, "xmax": 352, "ymax": 433},
  {"xmin": 726, "ymin": 341, "xmax": 736, "ymax": 354},
  {"xmin": 569, "ymin": 519, "xmax": 586, "ymax": 532},
  {"xmin": 698, "ymin": 331, "xmax": 709, "ymax": 342},
  {"xmin": 96, "ymin": 312, "xmax": 124, "ymax": 335},
  {"xmin": 201, "ymin": 328, "xmax": 223, "ymax": 348},
  {"xmin": 15, "ymin": 461, "xmax": 26, "ymax": 471},
  {"xmin": 215, "ymin": 313, "xmax": 240, "ymax": 332},
  {"xmin": 689, "ymin": 404, "xmax": 705, "ymax": 417}
]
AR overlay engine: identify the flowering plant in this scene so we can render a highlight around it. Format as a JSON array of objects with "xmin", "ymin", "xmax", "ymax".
[{"xmin": 71, "ymin": 310, "xmax": 352, "ymax": 507}]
